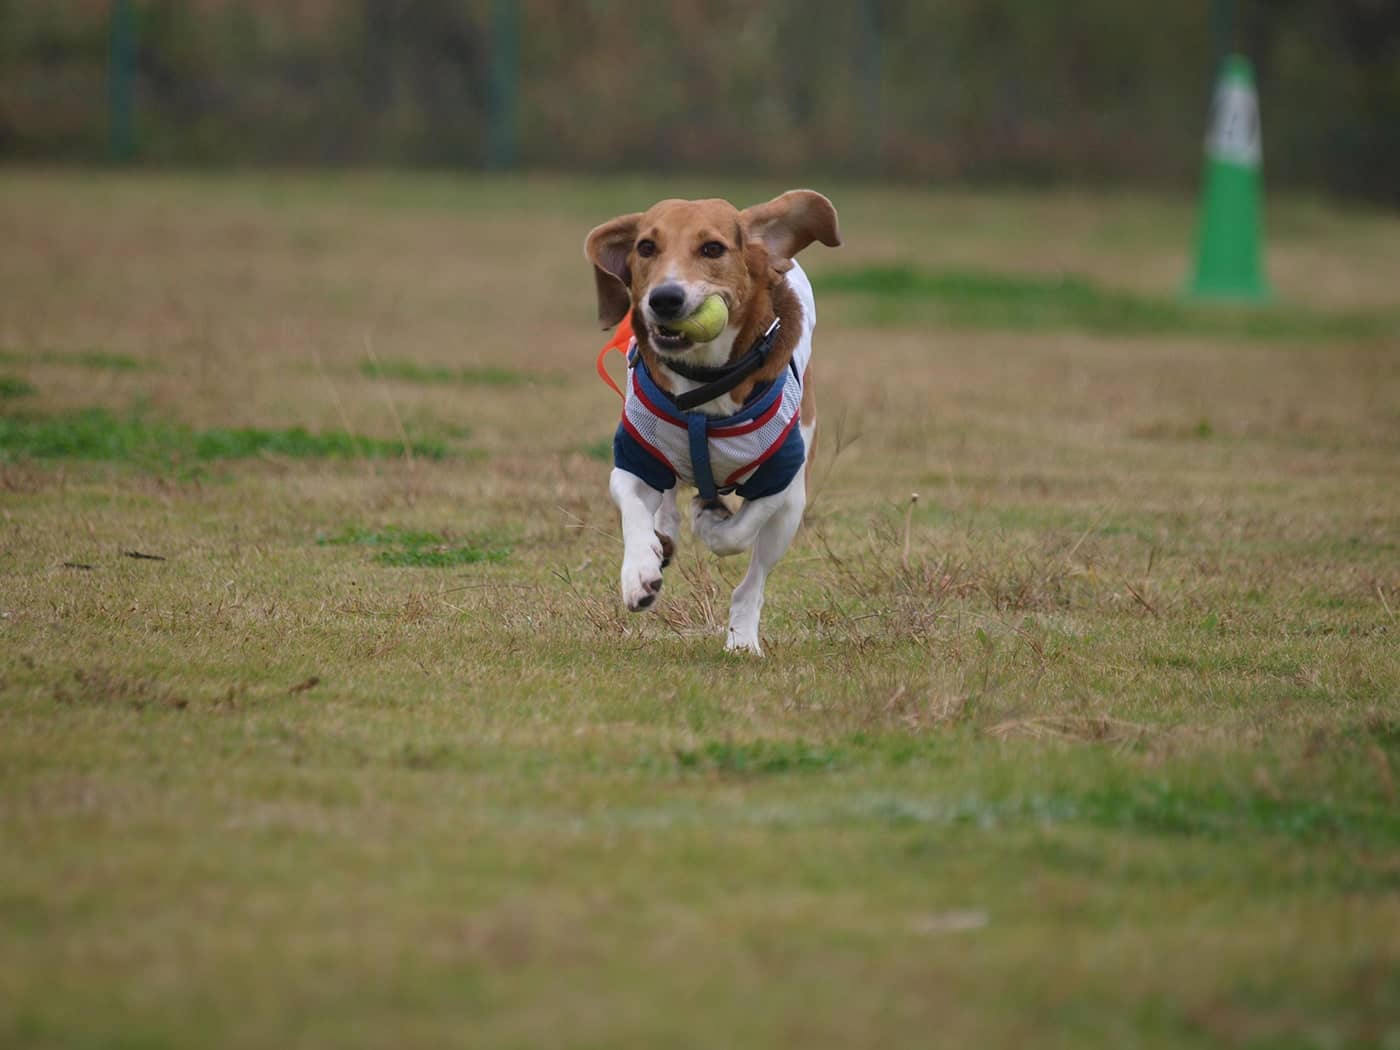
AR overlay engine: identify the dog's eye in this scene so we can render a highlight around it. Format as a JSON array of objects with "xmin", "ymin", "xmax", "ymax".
[
  {"xmin": 636, "ymin": 239, "xmax": 656, "ymax": 258},
  {"xmin": 700, "ymin": 241, "xmax": 726, "ymax": 259}
]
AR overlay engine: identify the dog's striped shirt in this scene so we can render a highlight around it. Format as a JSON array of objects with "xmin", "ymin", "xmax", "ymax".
[{"xmin": 614, "ymin": 349, "xmax": 805, "ymax": 501}]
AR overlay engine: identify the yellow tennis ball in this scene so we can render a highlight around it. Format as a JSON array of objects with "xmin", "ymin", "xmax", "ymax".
[{"xmin": 672, "ymin": 294, "xmax": 729, "ymax": 343}]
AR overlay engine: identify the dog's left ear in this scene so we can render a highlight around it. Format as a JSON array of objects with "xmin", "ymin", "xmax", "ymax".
[
  {"xmin": 741, "ymin": 190, "xmax": 842, "ymax": 262},
  {"xmin": 584, "ymin": 213, "xmax": 641, "ymax": 329}
]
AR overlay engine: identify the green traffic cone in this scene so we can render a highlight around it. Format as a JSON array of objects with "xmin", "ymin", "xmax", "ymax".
[{"xmin": 1187, "ymin": 54, "xmax": 1271, "ymax": 301}]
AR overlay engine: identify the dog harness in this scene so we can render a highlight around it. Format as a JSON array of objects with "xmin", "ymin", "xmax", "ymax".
[
  {"xmin": 613, "ymin": 343, "xmax": 805, "ymax": 501},
  {"xmin": 600, "ymin": 262, "xmax": 814, "ymax": 502}
]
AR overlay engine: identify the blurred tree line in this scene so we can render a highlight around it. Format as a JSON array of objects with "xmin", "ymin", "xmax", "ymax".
[{"xmin": 1, "ymin": 0, "xmax": 1397, "ymax": 202}]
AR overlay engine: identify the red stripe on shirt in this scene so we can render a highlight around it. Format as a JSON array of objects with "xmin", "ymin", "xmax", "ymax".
[
  {"xmin": 708, "ymin": 388, "xmax": 785, "ymax": 437},
  {"xmin": 724, "ymin": 412, "xmax": 801, "ymax": 487}
]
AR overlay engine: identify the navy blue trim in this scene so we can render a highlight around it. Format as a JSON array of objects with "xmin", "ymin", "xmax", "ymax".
[
  {"xmin": 734, "ymin": 423, "xmax": 806, "ymax": 500},
  {"xmin": 617, "ymin": 357, "xmax": 805, "ymax": 500},
  {"xmin": 613, "ymin": 425, "xmax": 676, "ymax": 491}
]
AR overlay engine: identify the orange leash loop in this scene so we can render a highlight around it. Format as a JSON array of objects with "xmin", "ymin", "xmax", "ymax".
[{"xmin": 595, "ymin": 314, "xmax": 634, "ymax": 400}]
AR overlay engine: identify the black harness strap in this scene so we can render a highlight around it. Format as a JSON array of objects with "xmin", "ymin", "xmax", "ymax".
[{"xmin": 665, "ymin": 318, "xmax": 782, "ymax": 412}]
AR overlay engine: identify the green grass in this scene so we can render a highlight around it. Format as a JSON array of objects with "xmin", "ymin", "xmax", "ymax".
[
  {"xmin": 816, "ymin": 264, "xmax": 1400, "ymax": 341},
  {"xmin": 360, "ymin": 358, "xmax": 554, "ymax": 387},
  {"xmin": 672, "ymin": 738, "xmax": 851, "ymax": 775},
  {"xmin": 0, "ymin": 347, "xmax": 146, "ymax": 370},
  {"xmin": 2, "ymin": 171, "xmax": 1398, "ymax": 1050},
  {"xmin": 0, "ymin": 407, "xmax": 447, "ymax": 465},
  {"xmin": 0, "ymin": 375, "xmax": 37, "ymax": 398},
  {"xmin": 319, "ymin": 524, "xmax": 512, "ymax": 567},
  {"xmin": 580, "ymin": 435, "xmax": 613, "ymax": 461}
]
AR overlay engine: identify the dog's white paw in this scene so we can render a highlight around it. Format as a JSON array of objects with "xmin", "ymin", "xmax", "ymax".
[
  {"xmin": 620, "ymin": 546, "xmax": 664, "ymax": 612},
  {"xmin": 725, "ymin": 627, "xmax": 763, "ymax": 656}
]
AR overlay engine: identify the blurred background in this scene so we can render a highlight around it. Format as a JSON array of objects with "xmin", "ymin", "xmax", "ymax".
[{"xmin": 2, "ymin": 0, "xmax": 1397, "ymax": 204}]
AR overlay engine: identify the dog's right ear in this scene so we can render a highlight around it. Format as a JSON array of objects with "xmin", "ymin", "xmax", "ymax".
[
  {"xmin": 584, "ymin": 213, "xmax": 641, "ymax": 329},
  {"xmin": 741, "ymin": 190, "xmax": 841, "ymax": 263}
]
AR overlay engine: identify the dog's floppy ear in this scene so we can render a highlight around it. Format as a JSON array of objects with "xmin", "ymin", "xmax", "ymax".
[
  {"xmin": 740, "ymin": 189, "xmax": 842, "ymax": 262},
  {"xmin": 584, "ymin": 213, "xmax": 641, "ymax": 329},
  {"xmin": 745, "ymin": 239, "xmax": 794, "ymax": 283}
]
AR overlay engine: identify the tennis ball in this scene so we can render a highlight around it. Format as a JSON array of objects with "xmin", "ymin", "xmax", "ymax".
[{"xmin": 672, "ymin": 294, "xmax": 729, "ymax": 343}]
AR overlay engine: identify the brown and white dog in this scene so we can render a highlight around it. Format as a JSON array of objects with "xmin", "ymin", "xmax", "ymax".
[{"xmin": 585, "ymin": 190, "xmax": 841, "ymax": 654}]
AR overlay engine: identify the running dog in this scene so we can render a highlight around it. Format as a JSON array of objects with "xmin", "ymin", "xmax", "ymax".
[{"xmin": 585, "ymin": 190, "xmax": 841, "ymax": 654}]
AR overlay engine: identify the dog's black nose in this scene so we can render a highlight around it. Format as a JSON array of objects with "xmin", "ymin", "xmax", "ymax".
[{"xmin": 648, "ymin": 284, "xmax": 687, "ymax": 321}]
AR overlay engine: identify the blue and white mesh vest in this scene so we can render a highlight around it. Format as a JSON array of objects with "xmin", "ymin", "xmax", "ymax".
[{"xmin": 611, "ymin": 264, "xmax": 814, "ymax": 502}]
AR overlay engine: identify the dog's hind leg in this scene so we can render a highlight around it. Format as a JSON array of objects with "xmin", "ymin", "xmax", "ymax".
[
  {"xmin": 697, "ymin": 475, "xmax": 805, "ymax": 655},
  {"xmin": 654, "ymin": 486, "xmax": 679, "ymax": 567},
  {"xmin": 725, "ymin": 480, "xmax": 805, "ymax": 654},
  {"xmin": 800, "ymin": 365, "xmax": 817, "ymax": 489}
]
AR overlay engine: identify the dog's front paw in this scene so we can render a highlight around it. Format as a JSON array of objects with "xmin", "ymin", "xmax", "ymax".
[{"xmin": 620, "ymin": 550, "xmax": 664, "ymax": 612}]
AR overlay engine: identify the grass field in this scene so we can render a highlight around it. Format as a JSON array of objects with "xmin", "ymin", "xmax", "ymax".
[{"xmin": 2, "ymin": 170, "xmax": 1399, "ymax": 1049}]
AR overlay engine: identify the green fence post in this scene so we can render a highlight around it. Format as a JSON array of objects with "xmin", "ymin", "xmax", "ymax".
[
  {"xmin": 108, "ymin": 0, "xmax": 137, "ymax": 161},
  {"xmin": 487, "ymin": 0, "xmax": 519, "ymax": 169},
  {"xmin": 1186, "ymin": 55, "xmax": 1270, "ymax": 302}
]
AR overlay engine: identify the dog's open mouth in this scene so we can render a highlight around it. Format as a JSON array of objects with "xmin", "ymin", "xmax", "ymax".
[{"xmin": 649, "ymin": 324, "xmax": 694, "ymax": 353}]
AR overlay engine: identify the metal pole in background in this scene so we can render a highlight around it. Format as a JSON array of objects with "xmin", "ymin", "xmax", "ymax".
[
  {"xmin": 858, "ymin": 0, "xmax": 884, "ymax": 173},
  {"xmin": 1210, "ymin": 0, "xmax": 1236, "ymax": 82},
  {"xmin": 487, "ymin": 0, "xmax": 519, "ymax": 169},
  {"xmin": 108, "ymin": 0, "xmax": 137, "ymax": 161}
]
